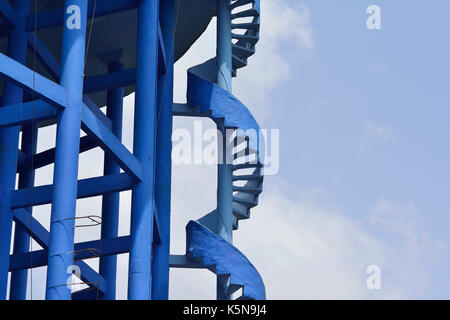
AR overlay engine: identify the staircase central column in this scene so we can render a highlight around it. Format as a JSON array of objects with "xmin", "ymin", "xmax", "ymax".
[{"xmin": 216, "ymin": 0, "xmax": 233, "ymax": 300}]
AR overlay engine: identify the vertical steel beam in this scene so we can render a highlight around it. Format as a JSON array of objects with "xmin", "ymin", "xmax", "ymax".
[
  {"xmin": 216, "ymin": 0, "xmax": 233, "ymax": 300},
  {"xmin": 99, "ymin": 62, "xmax": 124, "ymax": 300},
  {"xmin": 10, "ymin": 124, "xmax": 38, "ymax": 300},
  {"xmin": 0, "ymin": 0, "xmax": 30, "ymax": 300},
  {"xmin": 45, "ymin": 0, "xmax": 88, "ymax": 300},
  {"xmin": 152, "ymin": 0, "xmax": 174, "ymax": 300},
  {"xmin": 128, "ymin": 0, "xmax": 159, "ymax": 300}
]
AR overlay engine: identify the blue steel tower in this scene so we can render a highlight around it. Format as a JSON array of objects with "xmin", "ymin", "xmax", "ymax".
[{"xmin": 0, "ymin": 0, "xmax": 265, "ymax": 300}]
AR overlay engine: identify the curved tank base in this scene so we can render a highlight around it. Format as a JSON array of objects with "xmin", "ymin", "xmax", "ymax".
[{"xmin": 0, "ymin": 0, "xmax": 216, "ymax": 106}]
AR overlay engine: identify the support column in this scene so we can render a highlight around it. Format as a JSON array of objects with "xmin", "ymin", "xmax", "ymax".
[
  {"xmin": 216, "ymin": 0, "xmax": 233, "ymax": 300},
  {"xmin": 10, "ymin": 124, "xmax": 38, "ymax": 300},
  {"xmin": 128, "ymin": 0, "xmax": 159, "ymax": 300},
  {"xmin": 0, "ymin": 0, "xmax": 30, "ymax": 300},
  {"xmin": 45, "ymin": 0, "xmax": 88, "ymax": 300},
  {"xmin": 99, "ymin": 62, "xmax": 124, "ymax": 300},
  {"xmin": 152, "ymin": 0, "xmax": 174, "ymax": 300},
  {"xmin": 216, "ymin": 0, "xmax": 232, "ymax": 91}
]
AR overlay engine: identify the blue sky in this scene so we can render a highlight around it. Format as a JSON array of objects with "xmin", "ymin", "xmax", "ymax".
[
  {"xmin": 10, "ymin": 0, "xmax": 450, "ymax": 299},
  {"xmin": 232, "ymin": 0, "xmax": 450, "ymax": 298}
]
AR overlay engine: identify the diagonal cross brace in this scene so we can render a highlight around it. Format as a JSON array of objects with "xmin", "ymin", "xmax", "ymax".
[
  {"xmin": 11, "ymin": 208, "xmax": 106, "ymax": 293},
  {"xmin": 0, "ymin": 1, "xmax": 18, "ymax": 26},
  {"xmin": 0, "ymin": 52, "xmax": 66, "ymax": 108},
  {"xmin": 81, "ymin": 104, "xmax": 144, "ymax": 181}
]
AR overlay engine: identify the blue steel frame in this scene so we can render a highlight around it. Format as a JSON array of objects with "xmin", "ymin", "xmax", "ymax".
[
  {"xmin": 0, "ymin": 0, "xmax": 265, "ymax": 300},
  {"xmin": 0, "ymin": 0, "xmax": 171, "ymax": 300}
]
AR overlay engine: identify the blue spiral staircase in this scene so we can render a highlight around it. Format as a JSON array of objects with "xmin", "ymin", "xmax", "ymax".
[{"xmin": 183, "ymin": 0, "xmax": 265, "ymax": 300}]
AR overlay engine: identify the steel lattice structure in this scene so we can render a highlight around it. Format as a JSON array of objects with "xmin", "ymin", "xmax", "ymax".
[{"xmin": 0, "ymin": 0, "xmax": 264, "ymax": 300}]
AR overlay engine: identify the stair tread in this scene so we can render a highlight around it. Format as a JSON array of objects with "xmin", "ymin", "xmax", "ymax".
[
  {"xmin": 232, "ymin": 34, "xmax": 260, "ymax": 45},
  {"xmin": 233, "ymin": 196, "xmax": 258, "ymax": 208},
  {"xmin": 233, "ymin": 186, "xmax": 262, "ymax": 195},
  {"xmin": 233, "ymin": 162, "xmax": 262, "ymax": 170},
  {"xmin": 233, "ymin": 206, "xmax": 250, "ymax": 220},
  {"xmin": 232, "ymin": 54, "xmax": 247, "ymax": 69},
  {"xmin": 231, "ymin": 8, "xmax": 260, "ymax": 19},
  {"xmin": 232, "ymin": 174, "xmax": 263, "ymax": 181},
  {"xmin": 231, "ymin": 0, "xmax": 254, "ymax": 10},
  {"xmin": 232, "ymin": 22, "xmax": 260, "ymax": 31}
]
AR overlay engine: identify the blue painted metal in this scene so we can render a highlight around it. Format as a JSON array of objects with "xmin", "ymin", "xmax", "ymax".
[
  {"xmin": 127, "ymin": 0, "xmax": 159, "ymax": 300},
  {"xmin": 184, "ymin": 0, "xmax": 265, "ymax": 301},
  {"xmin": 186, "ymin": 221, "xmax": 265, "ymax": 300},
  {"xmin": 0, "ymin": 52, "xmax": 67, "ymax": 108},
  {"xmin": 0, "ymin": 0, "xmax": 30, "ymax": 300},
  {"xmin": 11, "ymin": 173, "xmax": 133, "ymax": 209},
  {"xmin": 187, "ymin": 71, "xmax": 261, "ymax": 152},
  {"xmin": 17, "ymin": 135, "xmax": 97, "ymax": 172},
  {"xmin": 0, "ymin": 0, "xmax": 265, "ymax": 301},
  {"xmin": 83, "ymin": 68, "xmax": 135, "ymax": 94},
  {"xmin": 81, "ymin": 103, "xmax": 143, "ymax": 181},
  {"xmin": 10, "ymin": 235, "xmax": 131, "ymax": 272},
  {"xmin": 152, "ymin": 0, "xmax": 174, "ymax": 300},
  {"xmin": 11, "ymin": 208, "xmax": 106, "ymax": 293},
  {"xmin": 0, "ymin": 1, "xmax": 18, "ymax": 26},
  {"xmin": 46, "ymin": 0, "xmax": 88, "ymax": 300},
  {"xmin": 26, "ymin": 0, "xmax": 140, "ymax": 32},
  {"xmin": 26, "ymin": 33, "xmax": 61, "ymax": 80},
  {"xmin": 217, "ymin": 0, "xmax": 232, "ymax": 91},
  {"xmin": 99, "ymin": 62, "xmax": 124, "ymax": 300},
  {"xmin": 9, "ymin": 124, "xmax": 38, "ymax": 300},
  {"xmin": 216, "ymin": 0, "xmax": 234, "ymax": 301},
  {"xmin": 0, "ymin": 100, "xmax": 56, "ymax": 128}
]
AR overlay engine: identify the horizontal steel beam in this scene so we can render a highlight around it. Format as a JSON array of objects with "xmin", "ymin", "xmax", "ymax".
[
  {"xmin": 10, "ymin": 235, "xmax": 130, "ymax": 270},
  {"xmin": 168, "ymin": 255, "xmax": 204, "ymax": 269},
  {"xmin": 83, "ymin": 68, "xmax": 136, "ymax": 94},
  {"xmin": 17, "ymin": 135, "xmax": 98, "ymax": 172},
  {"xmin": 0, "ymin": 99, "xmax": 57, "ymax": 129},
  {"xmin": 25, "ymin": 0, "xmax": 139, "ymax": 32},
  {"xmin": 172, "ymin": 103, "xmax": 211, "ymax": 117},
  {"xmin": 11, "ymin": 173, "xmax": 134, "ymax": 209}
]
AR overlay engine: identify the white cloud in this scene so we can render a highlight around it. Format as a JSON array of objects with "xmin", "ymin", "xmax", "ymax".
[
  {"xmin": 165, "ymin": 172, "xmax": 440, "ymax": 299},
  {"xmin": 370, "ymin": 199, "xmax": 426, "ymax": 245},
  {"xmin": 232, "ymin": 179, "xmax": 440, "ymax": 299},
  {"xmin": 233, "ymin": 1, "xmax": 315, "ymax": 121}
]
